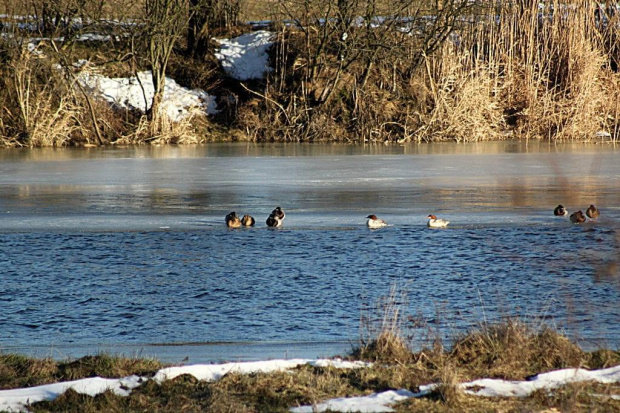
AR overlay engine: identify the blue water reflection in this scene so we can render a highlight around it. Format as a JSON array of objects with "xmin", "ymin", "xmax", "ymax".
[{"xmin": 0, "ymin": 143, "xmax": 619, "ymax": 362}]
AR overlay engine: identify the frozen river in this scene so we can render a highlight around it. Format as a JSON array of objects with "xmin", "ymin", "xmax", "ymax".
[{"xmin": 1, "ymin": 141, "xmax": 619, "ymax": 363}]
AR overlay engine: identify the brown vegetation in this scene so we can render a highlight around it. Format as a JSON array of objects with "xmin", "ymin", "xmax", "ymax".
[
  {"xmin": 0, "ymin": 353, "xmax": 162, "ymax": 390},
  {"xmin": 1, "ymin": 320, "xmax": 618, "ymax": 412},
  {"xmin": 0, "ymin": 0, "xmax": 619, "ymax": 146}
]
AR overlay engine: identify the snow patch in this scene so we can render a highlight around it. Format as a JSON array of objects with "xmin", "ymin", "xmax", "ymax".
[
  {"xmin": 77, "ymin": 71, "xmax": 218, "ymax": 121},
  {"xmin": 153, "ymin": 358, "xmax": 371, "ymax": 382},
  {"xmin": 291, "ymin": 365, "xmax": 620, "ymax": 412},
  {"xmin": 458, "ymin": 365, "xmax": 620, "ymax": 398},
  {"xmin": 0, "ymin": 376, "xmax": 144, "ymax": 413},
  {"xmin": 2, "ymin": 362, "xmax": 618, "ymax": 413},
  {"xmin": 290, "ymin": 389, "xmax": 418, "ymax": 413},
  {"xmin": 153, "ymin": 358, "xmax": 310, "ymax": 382},
  {"xmin": 0, "ymin": 358, "xmax": 370, "ymax": 412},
  {"xmin": 214, "ymin": 30, "xmax": 274, "ymax": 80}
]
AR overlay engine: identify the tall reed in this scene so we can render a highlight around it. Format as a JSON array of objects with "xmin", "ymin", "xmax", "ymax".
[
  {"xmin": 5, "ymin": 49, "xmax": 83, "ymax": 147},
  {"xmin": 423, "ymin": 0, "xmax": 620, "ymax": 141}
]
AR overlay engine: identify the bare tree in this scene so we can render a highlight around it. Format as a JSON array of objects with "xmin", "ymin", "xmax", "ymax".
[
  {"xmin": 277, "ymin": 0, "xmax": 475, "ymax": 104},
  {"xmin": 26, "ymin": 0, "xmax": 105, "ymax": 34},
  {"xmin": 143, "ymin": 0, "xmax": 188, "ymax": 133},
  {"xmin": 187, "ymin": 0, "xmax": 242, "ymax": 57}
]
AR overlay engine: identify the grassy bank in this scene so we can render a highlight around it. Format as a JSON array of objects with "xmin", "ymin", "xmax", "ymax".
[
  {"xmin": 1, "ymin": 321, "xmax": 619, "ymax": 412},
  {"xmin": 0, "ymin": 0, "xmax": 619, "ymax": 147}
]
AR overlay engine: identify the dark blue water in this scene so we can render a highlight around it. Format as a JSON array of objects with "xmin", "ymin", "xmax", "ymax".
[{"xmin": 1, "ymin": 143, "xmax": 619, "ymax": 362}]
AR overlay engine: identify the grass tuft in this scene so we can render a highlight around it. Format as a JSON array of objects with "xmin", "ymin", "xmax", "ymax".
[
  {"xmin": 56, "ymin": 354, "xmax": 162, "ymax": 381},
  {"xmin": 450, "ymin": 320, "xmax": 585, "ymax": 380},
  {"xmin": 0, "ymin": 354, "xmax": 58, "ymax": 389},
  {"xmin": 352, "ymin": 331, "xmax": 413, "ymax": 364}
]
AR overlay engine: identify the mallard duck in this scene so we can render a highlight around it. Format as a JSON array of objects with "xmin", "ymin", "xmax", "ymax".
[
  {"xmin": 570, "ymin": 210, "xmax": 586, "ymax": 224},
  {"xmin": 427, "ymin": 214, "xmax": 449, "ymax": 228},
  {"xmin": 271, "ymin": 206, "xmax": 285, "ymax": 221},
  {"xmin": 266, "ymin": 214, "xmax": 282, "ymax": 227},
  {"xmin": 366, "ymin": 214, "xmax": 388, "ymax": 229},
  {"xmin": 241, "ymin": 214, "xmax": 255, "ymax": 226},
  {"xmin": 554, "ymin": 205, "xmax": 568, "ymax": 216},
  {"xmin": 266, "ymin": 207, "xmax": 285, "ymax": 227},
  {"xmin": 225, "ymin": 211, "xmax": 241, "ymax": 228},
  {"xmin": 586, "ymin": 205, "xmax": 600, "ymax": 221}
]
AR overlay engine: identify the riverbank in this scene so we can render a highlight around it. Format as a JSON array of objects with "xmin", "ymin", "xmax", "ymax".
[
  {"xmin": 1, "ymin": 1, "xmax": 619, "ymax": 147},
  {"xmin": 1, "ymin": 321, "xmax": 619, "ymax": 412}
]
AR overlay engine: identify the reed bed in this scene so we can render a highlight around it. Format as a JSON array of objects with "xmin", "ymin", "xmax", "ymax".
[{"xmin": 0, "ymin": 0, "xmax": 618, "ymax": 145}]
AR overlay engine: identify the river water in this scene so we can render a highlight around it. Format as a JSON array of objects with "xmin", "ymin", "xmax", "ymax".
[{"xmin": 1, "ymin": 141, "xmax": 619, "ymax": 363}]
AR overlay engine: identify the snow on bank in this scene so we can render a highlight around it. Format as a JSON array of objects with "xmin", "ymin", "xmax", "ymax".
[
  {"xmin": 77, "ymin": 71, "xmax": 218, "ymax": 121},
  {"xmin": 214, "ymin": 30, "xmax": 274, "ymax": 80},
  {"xmin": 291, "ymin": 365, "xmax": 620, "ymax": 412},
  {"xmin": 2, "ymin": 361, "xmax": 618, "ymax": 412},
  {"xmin": 154, "ymin": 358, "xmax": 310, "ymax": 382},
  {"xmin": 0, "ymin": 376, "xmax": 143, "ymax": 413},
  {"xmin": 290, "ymin": 389, "xmax": 419, "ymax": 413},
  {"xmin": 456, "ymin": 364, "xmax": 620, "ymax": 398},
  {"xmin": 153, "ymin": 357, "xmax": 370, "ymax": 382},
  {"xmin": 0, "ymin": 358, "xmax": 369, "ymax": 412}
]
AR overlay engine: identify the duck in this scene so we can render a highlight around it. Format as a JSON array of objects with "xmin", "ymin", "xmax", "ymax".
[
  {"xmin": 553, "ymin": 205, "xmax": 568, "ymax": 216},
  {"xmin": 225, "ymin": 211, "xmax": 241, "ymax": 228},
  {"xmin": 266, "ymin": 214, "xmax": 283, "ymax": 227},
  {"xmin": 427, "ymin": 214, "xmax": 449, "ymax": 228},
  {"xmin": 569, "ymin": 210, "xmax": 586, "ymax": 224},
  {"xmin": 366, "ymin": 214, "xmax": 388, "ymax": 229},
  {"xmin": 586, "ymin": 204, "xmax": 600, "ymax": 221},
  {"xmin": 241, "ymin": 214, "xmax": 255, "ymax": 226},
  {"xmin": 271, "ymin": 206, "xmax": 285, "ymax": 221},
  {"xmin": 266, "ymin": 206, "xmax": 285, "ymax": 227}
]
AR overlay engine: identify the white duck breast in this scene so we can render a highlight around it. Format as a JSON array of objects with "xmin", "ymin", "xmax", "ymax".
[
  {"xmin": 427, "ymin": 214, "xmax": 449, "ymax": 228},
  {"xmin": 366, "ymin": 215, "xmax": 388, "ymax": 228}
]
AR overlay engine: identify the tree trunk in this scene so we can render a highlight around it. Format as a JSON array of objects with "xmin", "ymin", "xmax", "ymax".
[{"xmin": 187, "ymin": 0, "xmax": 210, "ymax": 57}]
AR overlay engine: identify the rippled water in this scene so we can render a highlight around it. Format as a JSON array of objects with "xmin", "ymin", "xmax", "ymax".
[{"xmin": 1, "ymin": 142, "xmax": 619, "ymax": 362}]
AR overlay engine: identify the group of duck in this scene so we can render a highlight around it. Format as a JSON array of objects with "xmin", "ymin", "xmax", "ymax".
[
  {"xmin": 224, "ymin": 207, "xmax": 448, "ymax": 229},
  {"xmin": 225, "ymin": 205, "xmax": 598, "ymax": 229},
  {"xmin": 366, "ymin": 214, "xmax": 449, "ymax": 229},
  {"xmin": 225, "ymin": 206, "xmax": 285, "ymax": 228},
  {"xmin": 554, "ymin": 204, "xmax": 600, "ymax": 223}
]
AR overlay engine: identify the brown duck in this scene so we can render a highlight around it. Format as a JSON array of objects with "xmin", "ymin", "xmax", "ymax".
[
  {"xmin": 225, "ymin": 211, "xmax": 241, "ymax": 228},
  {"xmin": 586, "ymin": 205, "xmax": 600, "ymax": 221},
  {"xmin": 569, "ymin": 210, "xmax": 586, "ymax": 224},
  {"xmin": 241, "ymin": 214, "xmax": 255, "ymax": 226}
]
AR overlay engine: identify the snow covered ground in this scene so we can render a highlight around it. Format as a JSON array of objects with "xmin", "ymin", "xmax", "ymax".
[
  {"xmin": 214, "ymin": 30, "xmax": 274, "ymax": 81},
  {"xmin": 1, "ymin": 359, "xmax": 618, "ymax": 413},
  {"xmin": 73, "ymin": 30, "xmax": 274, "ymax": 120},
  {"xmin": 77, "ymin": 71, "xmax": 218, "ymax": 121},
  {"xmin": 292, "ymin": 365, "xmax": 620, "ymax": 412},
  {"xmin": 20, "ymin": 29, "xmax": 275, "ymax": 122},
  {"xmin": 0, "ymin": 358, "xmax": 368, "ymax": 412}
]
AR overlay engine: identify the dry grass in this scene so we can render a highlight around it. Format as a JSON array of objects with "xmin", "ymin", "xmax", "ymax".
[
  {"xmin": 422, "ymin": 0, "xmax": 620, "ymax": 142},
  {"xmin": 1, "ymin": 321, "xmax": 619, "ymax": 412},
  {"xmin": 526, "ymin": 381, "xmax": 620, "ymax": 412},
  {"xmin": 0, "ymin": 354, "xmax": 58, "ymax": 389},
  {"xmin": 354, "ymin": 284, "xmax": 414, "ymax": 363},
  {"xmin": 450, "ymin": 320, "xmax": 587, "ymax": 380},
  {"xmin": 419, "ymin": 46, "xmax": 506, "ymax": 142},
  {"xmin": 1, "ymin": 49, "xmax": 84, "ymax": 147},
  {"xmin": 3, "ymin": 0, "xmax": 619, "ymax": 144},
  {"xmin": 0, "ymin": 353, "xmax": 162, "ymax": 390}
]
